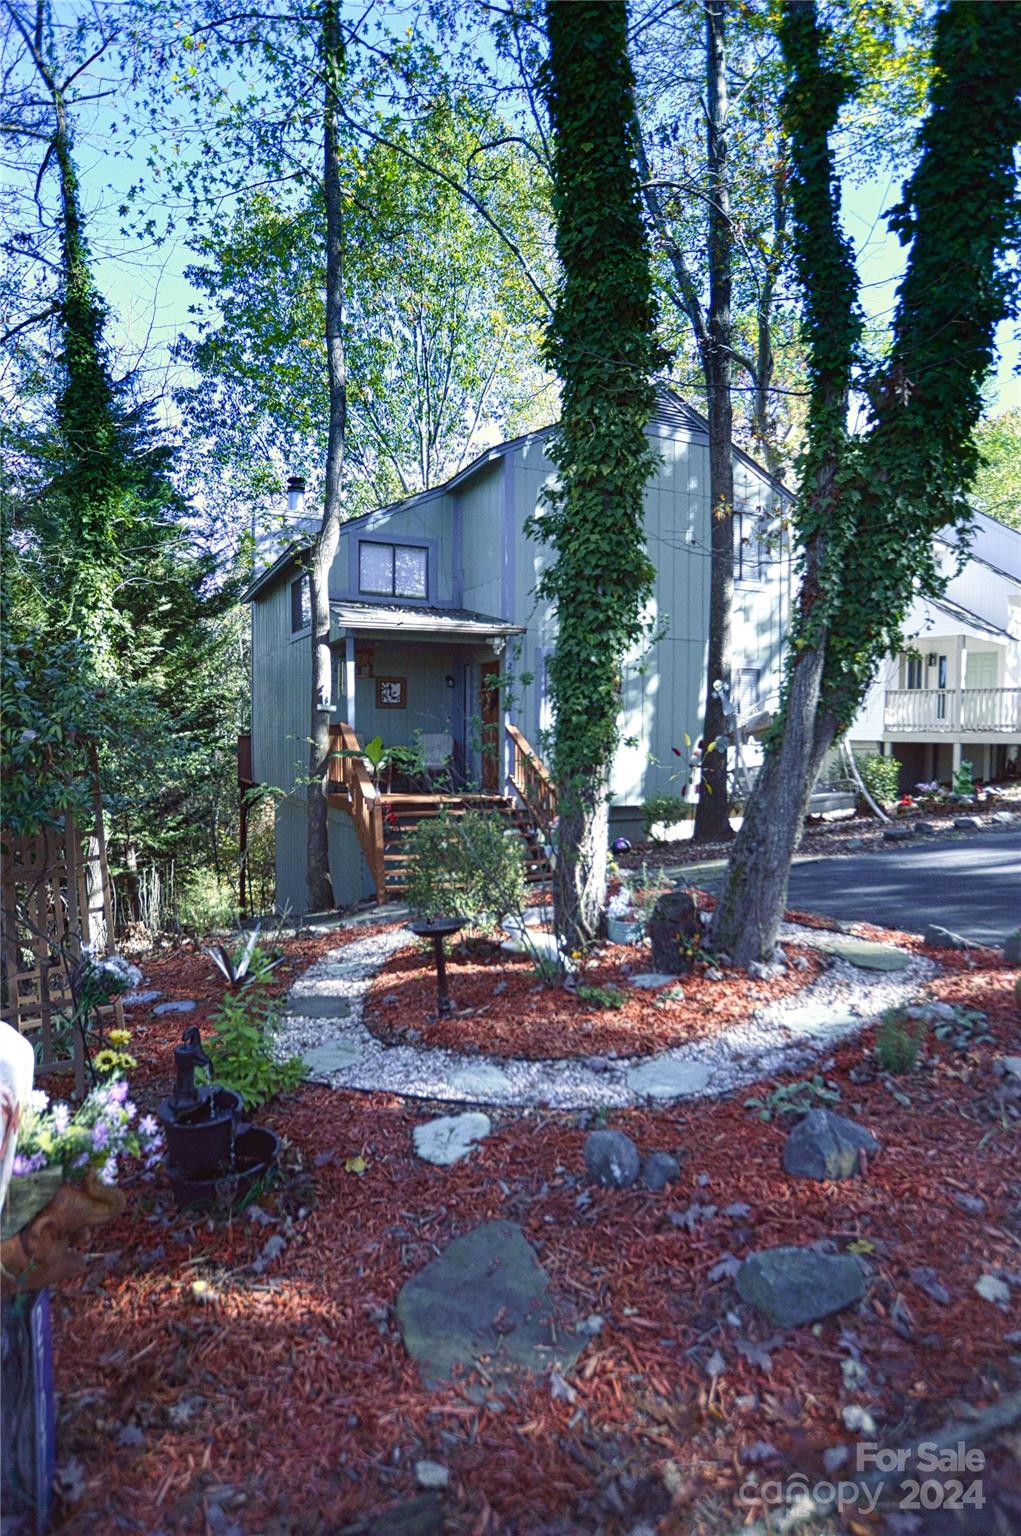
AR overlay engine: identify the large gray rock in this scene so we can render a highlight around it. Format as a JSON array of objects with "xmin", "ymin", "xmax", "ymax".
[
  {"xmin": 1003, "ymin": 931, "xmax": 1021, "ymax": 964},
  {"xmin": 413, "ymin": 1112, "xmax": 491, "ymax": 1167},
  {"xmin": 736, "ymin": 1246, "xmax": 867, "ymax": 1328},
  {"xmin": 783, "ymin": 1109, "xmax": 879, "ymax": 1181},
  {"xmin": 642, "ymin": 1151, "xmax": 681, "ymax": 1191},
  {"xmin": 882, "ymin": 824, "xmax": 914, "ymax": 842},
  {"xmin": 953, "ymin": 816, "xmax": 982, "ymax": 831},
  {"xmin": 584, "ymin": 1129, "xmax": 641, "ymax": 1188},
  {"xmin": 923, "ymin": 924, "xmax": 968, "ymax": 949},
  {"xmin": 646, "ymin": 889, "xmax": 702, "ymax": 975},
  {"xmin": 396, "ymin": 1220, "xmax": 584, "ymax": 1388}
]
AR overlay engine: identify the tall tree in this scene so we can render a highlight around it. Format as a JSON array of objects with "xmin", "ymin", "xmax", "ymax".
[
  {"xmin": 305, "ymin": 0, "xmax": 346, "ymax": 913},
  {"xmin": 538, "ymin": 0, "xmax": 662, "ymax": 949},
  {"xmin": 714, "ymin": 0, "xmax": 1021, "ymax": 964}
]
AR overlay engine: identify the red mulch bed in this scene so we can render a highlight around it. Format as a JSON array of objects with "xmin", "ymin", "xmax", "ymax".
[
  {"xmin": 35, "ymin": 926, "xmax": 1021, "ymax": 1535},
  {"xmin": 362, "ymin": 935, "xmax": 826, "ymax": 1060}
]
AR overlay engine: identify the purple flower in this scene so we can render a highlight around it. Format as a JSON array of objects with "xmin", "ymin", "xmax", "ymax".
[
  {"xmin": 123, "ymin": 1101, "xmax": 137, "ymax": 1122},
  {"xmin": 12, "ymin": 1152, "xmax": 47, "ymax": 1176},
  {"xmin": 98, "ymin": 1156, "xmax": 118, "ymax": 1186},
  {"xmin": 50, "ymin": 1102, "xmax": 71, "ymax": 1134},
  {"xmin": 139, "ymin": 1114, "xmax": 159, "ymax": 1140},
  {"xmin": 107, "ymin": 1080, "xmax": 129, "ymax": 1105},
  {"xmin": 91, "ymin": 1121, "xmax": 110, "ymax": 1150}
]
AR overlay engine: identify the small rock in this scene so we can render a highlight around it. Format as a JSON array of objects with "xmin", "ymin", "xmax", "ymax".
[
  {"xmin": 913, "ymin": 820, "xmax": 937, "ymax": 835},
  {"xmin": 585, "ymin": 1056, "xmax": 614, "ymax": 1073},
  {"xmin": 736, "ymin": 1246, "xmax": 867, "ymax": 1328},
  {"xmin": 909, "ymin": 1265, "xmax": 951, "ymax": 1305},
  {"xmin": 999, "ymin": 1056, "xmax": 1021, "ymax": 1080},
  {"xmin": 823, "ymin": 1445, "xmax": 850, "ymax": 1474},
  {"xmin": 414, "ymin": 1460, "xmax": 449, "ymax": 1491},
  {"xmin": 882, "ymin": 824, "xmax": 914, "ymax": 841},
  {"xmin": 975, "ymin": 1274, "xmax": 1011, "ymax": 1306},
  {"xmin": 641, "ymin": 1151, "xmax": 681, "ymax": 1191},
  {"xmin": 842, "ymin": 1404, "xmax": 877, "ymax": 1434},
  {"xmin": 628, "ymin": 972, "xmax": 677, "ymax": 989},
  {"xmin": 953, "ymin": 815, "xmax": 982, "ymax": 831},
  {"xmin": 122, "ymin": 990, "xmax": 162, "ymax": 1008},
  {"xmin": 578, "ymin": 1313, "xmax": 604, "ymax": 1336},
  {"xmin": 705, "ymin": 967, "xmax": 725, "ymax": 982},
  {"xmin": 584, "ymin": 1129, "xmax": 641, "ymax": 1189},
  {"xmin": 153, "ymin": 999, "xmax": 197, "ymax": 1016},
  {"xmin": 782, "ymin": 1109, "xmax": 879, "ymax": 1182},
  {"xmin": 992, "ymin": 810, "xmax": 1018, "ymax": 826},
  {"xmin": 1003, "ymin": 931, "xmax": 1021, "ymax": 964},
  {"xmin": 952, "ymin": 1191, "xmax": 985, "ymax": 1214},
  {"xmin": 115, "ymin": 1424, "xmax": 145, "ymax": 1448},
  {"xmin": 846, "ymin": 837, "xmax": 864, "ymax": 850},
  {"xmin": 923, "ymin": 924, "xmax": 968, "ymax": 949},
  {"xmin": 792, "ymin": 954, "xmax": 810, "ymax": 971},
  {"xmin": 413, "ymin": 1112, "xmax": 492, "ymax": 1167}
]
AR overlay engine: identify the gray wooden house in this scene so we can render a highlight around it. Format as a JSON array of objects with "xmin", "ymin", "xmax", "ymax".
[{"xmin": 245, "ymin": 393, "xmax": 793, "ymax": 913}]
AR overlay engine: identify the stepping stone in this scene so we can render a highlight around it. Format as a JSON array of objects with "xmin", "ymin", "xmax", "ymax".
[
  {"xmin": 301, "ymin": 1040, "xmax": 363, "ymax": 1076},
  {"xmin": 152, "ymin": 1000, "xmax": 196, "ymax": 1016},
  {"xmin": 626, "ymin": 1054, "xmax": 713, "ymax": 1100},
  {"xmin": 123, "ymin": 990, "xmax": 162, "ymax": 1008},
  {"xmin": 777, "ymin": 1003, "xmax": 860, "ymax": 1042},
  {"xmin": 801, "ymin": 934, "xmax": 909, "ymax": 971},
  {"xmin": 413, "ymin": 1112, "xmax": 491, "ymax": 1166},
  {"xmin": 396, "ymin": 1220, "xmax": 585, "ymax": 1389},
  {"xmin": 736, "ymin": 1245, "xmax": 867, "ymax": 1328},
  {"xmin": 287, "ymin": 993, "xmax": 355, "ymax": 1019},
  {"xmin": 783, "ymin": 1109, "xmax": 879, "ymax": 1181},
  {"xmin": 448, "ymin": 1063, "xmax": 513, "ymax": 1101},
  {"xmin": 627, "ymin": 973, "xmax": 676, "ymax": 989}
]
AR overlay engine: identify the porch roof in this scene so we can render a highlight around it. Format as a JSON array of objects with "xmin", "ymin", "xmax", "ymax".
[
  {"xmin": 921, "ymin": 596, "xmax": 1008, "ymax": 643},
  {"xmin": 329, "ymin": 599, "xmax": 525, "ymax": 641}
]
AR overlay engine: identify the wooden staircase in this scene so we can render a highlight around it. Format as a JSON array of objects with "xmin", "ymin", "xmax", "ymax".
[{"xmin": 327, "ymin": 724, "xmax": 556, "ymax": 903}]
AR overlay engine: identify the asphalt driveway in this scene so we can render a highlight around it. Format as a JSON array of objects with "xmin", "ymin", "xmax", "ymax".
[{"xmin": 696, "ymin": 830, "xmax": 1021, "ymax": 946}]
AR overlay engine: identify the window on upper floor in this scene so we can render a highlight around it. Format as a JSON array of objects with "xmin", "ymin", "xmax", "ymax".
[
  {"xmin": 905, "ymin": 655, "xmax": 924, "ymax": 689},
  {"xmin": 290, "ymin": 573, "xmax": 311, "ymax": 632},
  {"xmin": 733, "ymin": 510, "xmax": 766, "ymax": 582},
  {"xmin": 735, "ymin": 666, "xmax": 762, "ymax": 719},
  {"xmin": 358, "ymin": 540, "xmax": 428, "ymax": 599}
]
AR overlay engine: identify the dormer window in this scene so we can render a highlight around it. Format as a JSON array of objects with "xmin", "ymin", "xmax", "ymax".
[{"xmin": 358, "ymin": 540, "xmax": 428, "ymax": 599}]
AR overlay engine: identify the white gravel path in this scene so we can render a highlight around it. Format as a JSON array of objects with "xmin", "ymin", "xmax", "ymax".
[{"xmin": 274, "ymin": 919, "xmax": 936, "ymax": 1110}]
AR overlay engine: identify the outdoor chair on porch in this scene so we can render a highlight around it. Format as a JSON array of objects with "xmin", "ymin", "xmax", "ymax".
[{"xmin": 418, "ymin": 732, "xmax": 456, "ymax": 789}]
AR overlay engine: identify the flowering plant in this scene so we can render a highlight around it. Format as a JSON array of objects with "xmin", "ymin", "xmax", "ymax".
[
  {"xmin": 68, "ymin": 947, "xmax": 143, "ymax": 1084},
  {"xmin": 11, "ymin": 1081, "xmax": 163, "ymax": 1188}
]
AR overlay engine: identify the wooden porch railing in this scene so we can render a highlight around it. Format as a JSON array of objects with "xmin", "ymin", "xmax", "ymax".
[
  {"xmin": 884, "ymin": 687, "xmax": 1021, "ymax": 734},
  {"xmin": 327, "ymin": 723, "xmax": 387, "ymax": 902},
  {"xmin": 506, "ymin": 723, "xmax": 557, "ymax": 832}
]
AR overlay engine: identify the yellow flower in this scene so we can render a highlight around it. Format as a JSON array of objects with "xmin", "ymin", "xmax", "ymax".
[{"xmin": 108, "ymin": 1029, "xmax": 132, "ymax": 1046}]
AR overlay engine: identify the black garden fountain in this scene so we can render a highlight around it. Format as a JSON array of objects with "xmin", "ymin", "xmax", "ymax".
[{"xmin": 157, "ymin": 1026, "xmax": 279, "ymax": 1210}]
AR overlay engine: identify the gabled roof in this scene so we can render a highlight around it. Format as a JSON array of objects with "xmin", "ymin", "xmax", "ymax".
[{"xmin": 329, "ymin": 600, "xmax": 524, "ymax": 639}]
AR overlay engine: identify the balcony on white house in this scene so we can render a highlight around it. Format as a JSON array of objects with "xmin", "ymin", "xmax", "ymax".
[{"xmin": 883, "ymin": 686, "xmax": 1021, "ymax": 734}]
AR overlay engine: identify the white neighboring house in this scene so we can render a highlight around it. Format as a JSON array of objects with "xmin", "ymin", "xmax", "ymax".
[{"xmin": 848, "ymin": 509, "xmax": 1021, "ymax": 790}]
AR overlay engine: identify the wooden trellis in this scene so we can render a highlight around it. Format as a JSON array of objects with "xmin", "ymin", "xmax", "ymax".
[{"xmin": 0, "ymin": 773, "xmax": 121, "ymax": 1099}]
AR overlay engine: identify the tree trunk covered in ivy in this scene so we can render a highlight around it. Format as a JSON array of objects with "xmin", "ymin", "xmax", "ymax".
[
  {"xmin": 692, "ymin": 0, "xmax": 736, "ymax": 844},
  {"xmin": 539, "ymin": 0, "xmax": 662, "ymax": 951},
  {"xmin": 306, "ymin": 0, "xmax": 347, "ymax": 913},
  {"xmin": 715, "ymin": 0, "xmax": 1021, "ymax": 965}
]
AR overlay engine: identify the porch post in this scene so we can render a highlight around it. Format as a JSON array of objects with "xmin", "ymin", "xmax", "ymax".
[{"xmin": 344, "ymin": 630, "xmax": 356, "ymax": 729}]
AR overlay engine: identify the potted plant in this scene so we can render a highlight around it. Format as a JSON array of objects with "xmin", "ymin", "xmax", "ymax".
[{"xmin": 1, "ymin": 1080, "xmax": 163, "ymax": 1295}]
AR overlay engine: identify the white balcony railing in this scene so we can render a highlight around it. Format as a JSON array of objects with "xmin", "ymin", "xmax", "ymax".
[{"xmin": 884, "ymin": 687, "xmax": 1021, "ymax": 733}]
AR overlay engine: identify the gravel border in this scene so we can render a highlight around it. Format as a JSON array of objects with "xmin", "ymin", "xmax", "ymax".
[{"xmin": 274, "ymin": 920, "xmax": 936, "ymax": 1110}]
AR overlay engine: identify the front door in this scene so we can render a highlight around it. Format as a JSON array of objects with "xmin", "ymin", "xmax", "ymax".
[{"xmin": 480, "ymin": 660, "xmax": 501, "ymax": 793}]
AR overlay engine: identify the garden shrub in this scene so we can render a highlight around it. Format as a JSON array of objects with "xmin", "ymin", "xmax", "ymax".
[
  {"xmin": 204, "ymin": 945, "xmax": 304, "ymax": 1109},
  {"xmin": 405, "ymin": 810, "xmax": 526, "ymax": 923},
  {"xmin": 640, "ymin": 793, "xmax": 690, "ymax": 840},
  {"xmin": 854, "ymin": 752, "xmax": 900, "ymax": 806}
]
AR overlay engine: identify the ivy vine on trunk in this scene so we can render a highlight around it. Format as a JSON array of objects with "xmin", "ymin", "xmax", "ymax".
[
  {"xmin": 537, "ymin": 0, "xmax": 663, "ymax": 951},
  {"xmin": 714, "ymin": 0, "xmax": 1021, "ymax": 965}
]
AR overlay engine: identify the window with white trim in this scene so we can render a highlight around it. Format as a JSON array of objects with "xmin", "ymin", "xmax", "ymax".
[
  {"xmin": 733, "ymin": 510, "xmax": 766, "ymax": 582},
  {"xmin": 358, "ymin": 541, "xmax": 428, "ymax": 599},
  {"xmin": 290, "ymin": 574, "xmax": 311, "ymax": 632}
]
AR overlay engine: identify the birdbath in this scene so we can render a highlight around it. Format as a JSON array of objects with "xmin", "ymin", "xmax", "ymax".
[{"xmin": 408, "ymin": 918, "xmax": 470, "ymax": 1019}]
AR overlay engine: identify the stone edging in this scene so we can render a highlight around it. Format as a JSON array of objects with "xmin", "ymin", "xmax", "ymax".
[{"xmin": 274, "ymin": 921, "xmax": 936, "ymax": 1111}]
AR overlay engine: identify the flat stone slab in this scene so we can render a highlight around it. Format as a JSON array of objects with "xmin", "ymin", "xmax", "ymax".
[
  {"xmin": 413, "ymin": 1112, "xmax": 491, "ymax": 1166},
  {"xmin": 626, "ymin": 1054, "xmax": 714, "ymax": 1100},
  {"xmin": 447, "ymin": 1064, "xmax": 514, "ymax": 1102},
  {"xmin": 627, "ymin": 973, "xmax": 677, "ymax": 990},
  {"xmin": 737, "ymin": 1245, "xmax": 867, "ymax": 1328},
  {"xmin": 799, "ymin": 934, "xmax": 909, "ymax": 972},
  {"xmin": 396, "ymin": 1220, "xmax": 585, "ymax": 1388},
  {"xmin": 778, "ymin": 1003, "xmax": 861, "ymax": 1043},
  {"xmin": 123, "ymin": 990, "xmax": 162, "ymax": 1008},
  {"xmin": 286, "ymin": 995, "xmax": 355, "ymax": 1019},
  {"xmin": 302, "ymin": 1040, "xmax": 364, "ymax": 1075},
  {"xmin": 152, "ymin": 999, "xmax": 197, "ymax": 1016}
]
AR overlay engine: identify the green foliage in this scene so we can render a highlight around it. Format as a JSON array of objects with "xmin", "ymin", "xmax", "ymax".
[
  {"xmin": 875, "ymin": 1010, "xmax": 927, "ymax": 1075},
  {"xmin": 575, "ymin": 983, "xmax": 627, "ymax": 1011},
  {"xmin": 971, "ymin": 409, "xmax": 1021, "ymax": 531},
  {"xmin": 855, "ymin": 752, "xmax": 900, "ymax": 807},
  {"xmin": 536, "ymin": 1, "xmax": 663, "ymax": 801},
  {"xmin": 204, "ymin": 964, "xmax": 304, "ymax": 1111},
  {"xmin": 405, "ymin": 811, "xmax": 526, "ymax": 923},
  {"xmin": 640, "ymin": 794, "xmax": 691, "ymax": 840},
  {"xmin": 744, "ymin": 1074, "xmax": 841, "ymax": 1122},
  {"xmin": 952, "ymin": 758, "xmax": 975, "ymax": 798}
]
